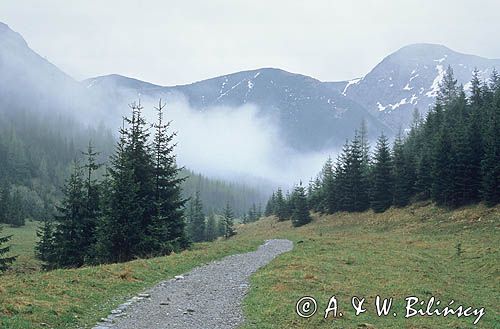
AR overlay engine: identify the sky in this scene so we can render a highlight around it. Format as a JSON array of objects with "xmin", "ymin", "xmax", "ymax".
[{"xmin": 1, "ymin": 0, "xmax": 499, "ymax": 86}]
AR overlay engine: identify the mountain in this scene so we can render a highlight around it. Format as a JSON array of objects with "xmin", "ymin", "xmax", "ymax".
[
  {"xmin": 0, "ymin": 22, "xmax": 81, "ymax": 112},
  {"xmin": 331, "ymin": 43, "xmax": 500, "ymax": 129},
  {"xmin": 85, "ymin": 69, "xmax": 389, "ymax": 151},
  {"xmin": 2, "ymin": 20, "xmax": 499, "ymax": 151}
]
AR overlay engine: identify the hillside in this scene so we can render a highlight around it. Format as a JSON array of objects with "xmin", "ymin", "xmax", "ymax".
[
  {"xmin": 332, "ymin": 43, "xmax": 500, "ymax": 129},
  {"xmin": 85, "ymin": 69, "xmax": 388, "ymax": 151},
  {"xmin": 2, "ymin": 21, "xmax": 499, "ymax": 156},
  {"xmin": 1, "ymin": 203, "xmax": 498, "ymax": 328}
]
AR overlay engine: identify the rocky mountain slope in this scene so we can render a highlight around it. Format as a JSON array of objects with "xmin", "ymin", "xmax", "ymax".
[
  {"xmin": 331, "ymin": 43, "xmax": 500, "ymax": 128},
  {"xmin": 2, "ymin": 21, "xmax": 499, "ymax": 152}
]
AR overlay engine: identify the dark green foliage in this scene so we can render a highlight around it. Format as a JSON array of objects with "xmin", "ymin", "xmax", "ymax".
[
  {"xmin": 392, "ymin": 132, "xmax": 412, "ymax": 207},
  {"xmin": 38, "ymin": 101, "xmax": 193, "ymax": 267},
  {"xmin": 0, "ymin": 225, "xmax": 16, "ymax": 273},
  {"xmin": 245, "ymin": 203, "xmax": 261, "ymax": 223},
  {"xmin": 290, "ymin": 183, "xmax": 311, "ymax": 227},
  {"xmin": 36, "ymin": 143, "xmax": 103, "ymax": 268},
  {"xmin": 205, "ymin": 213, "xmax": 218, "ymax": 242},
  {"xmin": 187, "ymin": 191, "xmax": 205, "ymax": 243},
  {"xmin": 264, "ymin": 192, "xmax": 276, "ymax": 216},
  {"xmin": 319, "ymin": 157, "xmax": 336, "ymax": 213},
  {"xmin": 370, "ymin": 134, "xmax": 393, "ymax": 213},
  {"xmin": 0, "ymin": 107, "xmax": 114, "ymax": 226},
  {"xmin": 481, "ymin": 73, "xmax": 500, "ymax": 205},
  {"xmin": 307, "ymin": 176, "xmax": 323, "ymax": 213},
  {"xmin": 35, "ymin": 220, "xmax": 57, "ymax": 270},
  {"xmin": 282, "ymin": 67, "xmax": 500, "ymax": 222},
  {"xmin": 334, "ymin": 133, "xmax": 370, "ymax": 212},
  {"xmin": 51, "ymin": 164, "xmax": 89, "ymax": 267},
  {"xmin": 148, "ymin": 101, "xmax": 188, "ymax": 253},
  {"xmin": 222, "ymin": 203, "xmax": 236, "ymax": 239},
  {"xmin": 97, "ymin": 101, "xmax": 187, "ymax": 262},
  {"xmin": 181, "ymin": 169, "xmax": 266, "ymax": 216},
  {"xmin": 274, "ymin": 188, "xmax": 288, "ymax": 221}
]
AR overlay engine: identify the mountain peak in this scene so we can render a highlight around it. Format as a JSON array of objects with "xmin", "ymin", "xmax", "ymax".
[{"xmin": 0, "ymin": 21, "xmax": 29, "ymax": 48}]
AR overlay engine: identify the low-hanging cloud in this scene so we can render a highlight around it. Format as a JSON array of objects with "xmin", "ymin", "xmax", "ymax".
[{"xmin": 136, "ymin": 94, "xmax": 336, "ymax": 189}]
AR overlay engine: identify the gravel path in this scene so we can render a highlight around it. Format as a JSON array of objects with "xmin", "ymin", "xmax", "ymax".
[{"xmin": 94, "ymin": 239, "xmax": 293, "ymax": 329}]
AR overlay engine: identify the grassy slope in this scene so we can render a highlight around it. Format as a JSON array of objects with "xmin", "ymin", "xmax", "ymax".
[
  {"xmin": 0, "ymin": 225, "xmax": 265, "ymax": 329},
  {"xmin": 0, "ymin": 203, "xmax": 498, "ymax": 328},
  {"xmin": 241, "ymin": 203, "xmax": 500, "ymax": 329},
  {"xmin": 3, "ymin": 221, "xmax": 41, "ymax": 273}
]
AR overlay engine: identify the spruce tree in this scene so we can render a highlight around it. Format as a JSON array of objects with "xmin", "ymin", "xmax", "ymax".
[
  {"xmin": 35, "ymin": 220, "xmax": 57, "ymax": 270},
  {"xmin": 96, "ymin": 118, "xmax": 144, "ymax": 263},
  {"xmin": 275, "ymin": 188, "xmax": 288, "ymax": 220},
  {"xmin": 291, "ymin": 183, "xmax": 311, "ymax": 227},
  {"xmin": 334, "ymin": 141, "xmax": 350, "ymax": 211},
  {"xmin": 307, "ymin": 176, "xmax": 323, "ymax": 213},
  {"xmin": 370, "ymin": 134, "xmax": 393, "ymax": 213},
  {"xmin": 187, "ymin": 191, "xmax": 205, "ymax": 242},
  {"xmin": 320, "ymin": 157, "xmax": 336, "ymax": 213},
  {"xmin": 149, "ymin": 100, "xmax": 188, "ymax": 252},
  {"xmin": 205, "ymin": 213, "xmax": 218, "ymax": 241},
  {"xmin": 415, "ymin": 147, "xmax": 432, "ymax": 200},
  {"xmin": 125, "ymin": 103, "xmax": 156, "ymax": 247},
  {"xmin": 345, "ymin": 133, "xmax": 370, "ymax": 212},
  {"xmin": 80, "ymin": 141, "xmax": 101, "ymax": 261},
  {"xmin": 392, "ymin": 132, "xmax": 412, "ymax": 207},
  {"xmin": 0, "ymin": 225, "xmax": 15, "ymax": 273},
  {"xmin": 431, "ymin": 128, "xmax": 453, "ymax": 206},
  {"xmin": 264, "ymin": 192, "xmax": 276, "ymax": 216},
  {"xmin": 359, "ymin": 119, "xmax": 371, "ymax": 178},
  {"xmin": 481, "ymin": 80, "xmax": 500, "ymax": 205},
  {"xmin": 437, "ymin": 65, "xmax": 459, "ymax": 106},
  {"xmin": 51, "ymin": 163, "xmax": 87, "ymax": 267},
  {"xmin": 283, "ymin": 191, "xmax": 293, "ymax": 219},
  {"xmin": 222, "ymin": 202, "xmax": 236, "ymax": 239}
]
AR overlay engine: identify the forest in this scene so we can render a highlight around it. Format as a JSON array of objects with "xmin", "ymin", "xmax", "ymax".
[
  {"xmin": 266, "ymin": 67, "xmax": 499, "ymax": 224},
  {"xmin": 0, "ymin": 100, "xmax": 265, "ymax": 271},
  {"xmin": 1, "ymin": 66, "xmax": 498, "ymax": 272}
]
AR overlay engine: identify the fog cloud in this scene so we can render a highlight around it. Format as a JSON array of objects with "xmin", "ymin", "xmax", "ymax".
[{"xmin": 136, "ymin": 95, "xmax": 335, "ymax": 188}]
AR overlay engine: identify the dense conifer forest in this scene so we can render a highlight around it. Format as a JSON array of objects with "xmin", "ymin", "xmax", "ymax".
[
  {"xmin": 1, "ymin": 66, "xmax": 498, "ymax": 271},
  {"xmin": 266, "ymin": 67, "xmax": 499, "ymax": 224},
  {"xmin": 0, "ymin": 102, "xmax": 264, "ymax": 271},
  {"xmin": 0, "ymin": 107, "xmax": 264, "ymax": 227}
]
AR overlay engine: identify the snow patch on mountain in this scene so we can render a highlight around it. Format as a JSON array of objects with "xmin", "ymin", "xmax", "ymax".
[
  {"xmin": 217, "ymin": 79, "xmax": 244, "ymax": 100},
  {"xmin": 342, "ymin": 77, "xmax": 362, "ymax": 96},
  {"xmin": 425, "ymin": 64, "xmax": 445, "ymax": 97},
  {"xmin": 377, "ymin": 102, "xmax": 386, "ymax": 112}
]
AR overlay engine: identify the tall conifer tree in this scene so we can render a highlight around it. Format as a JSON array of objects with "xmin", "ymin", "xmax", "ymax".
[{"xmin": 370, "ymin": 134, "xmax": 393, "ymax": 213}]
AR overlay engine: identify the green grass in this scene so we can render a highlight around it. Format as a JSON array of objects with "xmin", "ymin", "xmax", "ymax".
[
  {"xmin": 1, "ymin": 204, "xmax": 498, "ymax": 328},
  {"xmin": 3, "ymin": 221, "xmax": 41, "ymax": 273},
  {"xmin": 240, "ymin": 203, "xmax": 500, "ymax": 329},
  {"xmin": 0, "ymin": 224, "xmax": 265, "ymax": 329}
]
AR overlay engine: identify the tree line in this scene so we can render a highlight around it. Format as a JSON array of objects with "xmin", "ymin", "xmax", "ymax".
[
  {"xmin": 266, "ymin": 67, "xmax": 499, "ymax": 222},
  {"xmin": 0, "ymin": 107, "xmax": 114, "ymax": 228},
  {"xmin": 0, "ymin": 107, "xmax": 266, "ymax": 230},
  {"xmin": 185, "ymin": 191, "xmax": 236, "ymax": 242}
]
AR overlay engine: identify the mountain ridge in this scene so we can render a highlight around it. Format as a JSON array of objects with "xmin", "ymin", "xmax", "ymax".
[{"xmin": 2, "ymin": 21, "xmax": 499, "ymax": 150}]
